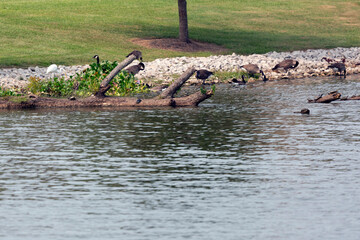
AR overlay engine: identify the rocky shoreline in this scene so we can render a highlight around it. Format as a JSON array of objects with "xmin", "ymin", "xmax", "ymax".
[{"xmin": 1, "ymin": 47, "xmax": 360, "ymax": 89}]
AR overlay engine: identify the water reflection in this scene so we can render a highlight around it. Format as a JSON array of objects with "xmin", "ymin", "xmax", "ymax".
[{"xmin": 0, "ymin": 75, "xmax": 360, "ymax": 239}]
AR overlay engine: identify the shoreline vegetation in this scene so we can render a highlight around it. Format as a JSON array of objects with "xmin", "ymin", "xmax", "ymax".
[
  {"xmin": 1, "ymin": 0, "xmax": 360, "ymax": 106},
  {"xmin": 1, "ymin": 46, "xmax": 360, "ymax": 111},
  {"xmin": 0, "ymin": 54, "xmax": 214, "ymax": 110},
  {"xmin": 1, "ymin": 47, "xmax": 360, "ymax": 91}
]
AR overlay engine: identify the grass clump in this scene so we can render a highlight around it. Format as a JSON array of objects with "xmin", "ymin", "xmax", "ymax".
[
  {"xmin": 0, "ymin": 86, "xmax": 22, "ymax": 97},
  {"xmin": 27, "ymin": 76, "xmax": 75, "ymax": 97},
  {"xmin": 8, "ymin": 96, "xmax": 28, "ymax": 104},
  {"xmin": 214, "ymin": 71, "xmax": 247, "ymax": 82}
]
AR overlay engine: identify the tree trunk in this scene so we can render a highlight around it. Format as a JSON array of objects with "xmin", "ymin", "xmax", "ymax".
[{"xmin": 178, "ymin": 0, "xmax": 190, "ymax": 43}]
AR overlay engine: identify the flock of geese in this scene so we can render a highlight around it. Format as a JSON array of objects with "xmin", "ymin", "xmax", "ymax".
[
  {"xmin": 193, "ymin": 57, "xmax": 348, "ymax": 85},
  {"xmin": 46, "ymin": 50, "xmax": 359, "ymax": 85}
]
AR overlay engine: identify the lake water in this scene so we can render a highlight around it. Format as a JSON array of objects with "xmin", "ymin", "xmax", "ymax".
[{"xmin": 1, "ymin": 75, "xmax": 360, "ymax": 240}]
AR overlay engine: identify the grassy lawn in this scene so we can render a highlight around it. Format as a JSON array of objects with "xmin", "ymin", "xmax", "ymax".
[{"xmin": 0, "ymin": 0, "xmax": 359, "ymax": 67}]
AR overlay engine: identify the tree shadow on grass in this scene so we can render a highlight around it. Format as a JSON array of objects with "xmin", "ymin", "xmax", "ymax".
[{"xmin": 123, "ymin": 24, "xmax": 349, "ymax": 55}]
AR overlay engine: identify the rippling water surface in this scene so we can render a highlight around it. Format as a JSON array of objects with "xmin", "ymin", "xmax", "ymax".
[{"xmin": 1, "ymin": 76, "xmax": 360, "ymax": 239}]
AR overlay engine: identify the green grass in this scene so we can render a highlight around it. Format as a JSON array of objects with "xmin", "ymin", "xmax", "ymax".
[{"xmin": 0, "ymin": 0, "xmax": 360, "ymax": 67}]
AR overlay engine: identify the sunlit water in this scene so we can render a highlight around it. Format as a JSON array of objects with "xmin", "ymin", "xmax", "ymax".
[{"xmin": 1, "ymin": 76, "xmax": 360, "ymax": 240}]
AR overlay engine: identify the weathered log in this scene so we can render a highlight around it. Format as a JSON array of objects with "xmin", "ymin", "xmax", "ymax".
[
  {"xmin": 173, "ymin": 90, "xmax": 213, "ymax": 107},
  {"xmin": 0, "ymin": 90, "xmax": 214, "ymax": 110},
  {"xmin": 340, "ymin": 95, "xmax": 360, "ymax": 101},
  {"xmin": 95, "ymin": 54, "xmax": 137, "ymax": 97},
  {"xmin": 158, "ymin": 67, "xmax": 196, "ymax": 99},
  {"xmin": 308, "ymin": 91, "xmax": 341, "ymax": 103},
  {"xmin": 0, "ymin": 96, "xmax": 174, "ymax": 110}
]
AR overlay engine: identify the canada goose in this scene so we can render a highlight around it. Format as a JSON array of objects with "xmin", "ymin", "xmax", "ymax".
[
  {"xmin": 294, "ymin": 108, "xmax": 310, "ymax": 114},
  {"xmin": 93, "ymin": 55, "xmax": 100, "ymax": 65},
  {"xmin": 328, "ymin": 62, "xmax": 346, "ymax": 78},
  {"xmin": 321, "ymin": 57, "xmax": 334, "ymax": 63},
  {"xmin": 125, "ymin": 63, "xmax": 145, "ymax": 75},
  {"xmin": 151, "ymin": 85, "xmax": 168, "ymax": 92},
  {"xmin": 126, "ymin": 50, "xmax": 143, "ymax": 61},
  {"xmin": 231, "ymin": 75, "xmax": 246, "ymax": 85},
  {"xmin": 322, "ymin": 57, "xmax": 345, "ymax": 64},
  {"xmin": 240, "ymin": 63, "xmax": 268, "ymax": 81},
  {"xmin": 272, "ymin": 59, "xmax": 299, "ymax": 72},
  {"xmin": 196, "ymin": 69, "xmax": 213, "ymax": 84}
]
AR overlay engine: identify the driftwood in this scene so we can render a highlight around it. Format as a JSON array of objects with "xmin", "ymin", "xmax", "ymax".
[
  {"xmin": 340, "ymin": 95, "xmax": 360, "ymax": 101},
  {"xmin": 95, "ymin": 54, "xmax": 137, "ymax": 97},
  {"xmin": 308, "ymin": 91, "xmax": 341, "ymax": 103},
  {"xmin": 158, "ymin": 67, "xmax": 196, "ymax": 99},
  {"xmin": 0, "ymin": 53, "xmax": 213, "ymax": 110}
]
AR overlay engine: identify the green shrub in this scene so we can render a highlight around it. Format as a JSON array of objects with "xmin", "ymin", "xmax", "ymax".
[
  {"xmin": 0, "ymin": 86, "xmax": 22, "ymax": 97},
  {"xmin": 26, "ymin": 60, "xmax": 149, "ymax": 97}
]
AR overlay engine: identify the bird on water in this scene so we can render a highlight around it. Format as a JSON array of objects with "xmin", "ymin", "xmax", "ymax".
[
  {"xmin": 231, "ymin": 75, "xmax": 246, "ymax": 85},
  {"xmin": 294, "ymin": 108, "xmax": 310, "ymax": 114},
  {"xmin": 126, "ymin": 50, "xmax": 143, "ymax": 61},
  {"xmin": 272, "ymin": 59, "xmax": 299, "ymax": 72},
  {"xmin": 125, "ymin": 63, "xmax": 145, "ymax": 75},
  {"xmin": 196, "ymin": 69, "xmax": 214, "ymax": 84},
  {"xmin": 240, "ymin": 64, "xmax": 268, "ymax": 82}
]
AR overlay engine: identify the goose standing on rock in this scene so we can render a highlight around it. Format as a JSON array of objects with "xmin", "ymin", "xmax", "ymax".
[
  {"xmin": 126, "ymin": 50, "xmax": 143, "ymax": 61},
  {"xmin": 328, "ymin": 62, "xmax": 346, "ymax": 78},
  {"xmin": 196, "ymin": 69, "xmax": 213, "ymax": 84},
  {"xmin": 93, "ymin": 55, "xmax": 100, "ymax": 65},
  {"xmin": 272, "ymin": 59, "xmax": 299, "ymax": 72},
  {"xmin": 240, "ymin": 64, "xmax": 268, "ymax": 81},
  {"xmin": 125, "ymin": 63, "xmax": 145, "ymax": 75}
]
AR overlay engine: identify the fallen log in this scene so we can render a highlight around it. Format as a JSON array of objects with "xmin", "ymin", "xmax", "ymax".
[
  {"xmin": 0, "ymin": 90, "xmax": 213, "ymax": 110},
  {"xmin": 341, "ymin": 95, "xmax": 360, "ymax": 101},
  {"xmin": 308, "ymin": 91, "xmax": 341, "ymax": 103}
]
